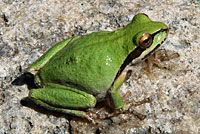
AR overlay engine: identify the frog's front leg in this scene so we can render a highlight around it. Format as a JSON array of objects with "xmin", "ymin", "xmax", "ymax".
[
  {"xmin": 29, "ymin": 83, "xmax": 97, "ymax": 123},
  {"xmin": 108, "ymin": 72, "xmax": 130, "ymax": 110},
  {"xmin": 108, "ymin": 71, "xmax": 151, "ymax": 120}
]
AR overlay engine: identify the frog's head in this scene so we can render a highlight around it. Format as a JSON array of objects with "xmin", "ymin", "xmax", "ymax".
[{"xmin": 127, "ymin": 13, "xmax": 168, "ymax": 63}]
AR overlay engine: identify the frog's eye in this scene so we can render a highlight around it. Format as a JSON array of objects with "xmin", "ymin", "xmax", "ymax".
[{"xmin": 138, "ymin": 33, "xmax": 153, "ymax": 49}]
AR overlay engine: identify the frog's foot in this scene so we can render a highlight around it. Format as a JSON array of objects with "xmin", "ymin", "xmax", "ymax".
[
  {"xmin": 85, "ymin": 93, "xmax": 151, "ymax": 122},
  {"xmin": 128, "ymin": 97, "xmax": 152, "ymax": 107},
  {"xmin": 146, "ymin": 49, "xmax": 180, "ymax": 72},
  {"xmin": 113, "ymin": 97, "xmax": 151, "ymax": 120},
  {"xmin": 93, "ymin": 100, "xmax": 148, "ymax": 121},
  {"xmin": 115, "ymin": 107, "xmax": 146, "ymax": 120},
  {"xmin": 122, "ymin": 91, "xmax": 152, "ymax": 107},
  {"xmin": 84, "ymin": 112, "xmax": 98, "ymax": 124},
  {"xmin": 125, "ymin": 97, "xmax": 152, "ymax": 120}
]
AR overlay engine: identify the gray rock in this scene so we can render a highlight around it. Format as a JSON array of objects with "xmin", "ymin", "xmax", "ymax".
[{"xmin": 1, "ymin": 0, "xmax": 199, "ymax": 133}]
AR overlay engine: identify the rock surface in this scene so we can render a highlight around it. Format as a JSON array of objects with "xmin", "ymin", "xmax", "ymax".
[{"xmin": 0, "ymin": 0, "xmax": 199, "ymax": 133}]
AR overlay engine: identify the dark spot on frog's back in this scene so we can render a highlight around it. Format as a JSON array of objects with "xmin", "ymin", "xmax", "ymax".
[{"xmin": 66, "ymin": 56, "xmax": 80, "ymax": 65}]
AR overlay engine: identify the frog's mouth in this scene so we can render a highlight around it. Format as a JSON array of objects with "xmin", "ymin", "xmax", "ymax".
[{"xmin": 115, "ymin": 28, "xmax": 168, "ymax": 78}]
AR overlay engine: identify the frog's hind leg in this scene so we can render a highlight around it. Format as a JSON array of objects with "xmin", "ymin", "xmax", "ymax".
[
  {"xmin": 31, "ymin": 98, "xmax": 96, "ymax": 123},
  {"xmin": 29, "ymin": 85, "xmax": 97, "ymax": 123}
]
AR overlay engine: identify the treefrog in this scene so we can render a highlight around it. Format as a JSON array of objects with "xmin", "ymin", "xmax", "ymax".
[{"xmin": 13, "ymin": 13, "xmax": 168, "ymax": 123}]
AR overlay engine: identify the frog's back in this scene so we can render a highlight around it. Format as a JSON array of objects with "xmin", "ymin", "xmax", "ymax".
[{"xmin": 38, "ymin": 30, "xmax": 129, "ymax": 98}]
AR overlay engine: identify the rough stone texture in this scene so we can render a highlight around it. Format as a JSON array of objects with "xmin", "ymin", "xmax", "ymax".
[{"xmin": 0, "ymin": 0, "xmax": 199, "ymax": 133}]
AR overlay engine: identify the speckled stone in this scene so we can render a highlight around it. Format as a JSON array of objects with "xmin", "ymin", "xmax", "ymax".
[{"xmin": 0, "ymin": 0, "xmax": 199, "ymax": 133}]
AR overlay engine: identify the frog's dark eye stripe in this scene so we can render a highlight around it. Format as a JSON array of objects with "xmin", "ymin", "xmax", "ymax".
[
  {"xmin": 115, "ymin": 46, "xmax": 144, "ymax": 79},
  {"xmin": 151, "ymin": 28, "xmax": 168, "ymax": 36}
]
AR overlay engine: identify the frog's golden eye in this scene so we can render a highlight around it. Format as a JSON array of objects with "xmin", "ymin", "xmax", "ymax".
[{"xmin": 138, "ymin": 33, "xmax": 153, "ymax": 49}]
